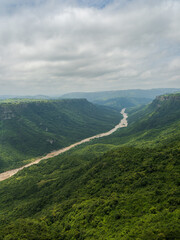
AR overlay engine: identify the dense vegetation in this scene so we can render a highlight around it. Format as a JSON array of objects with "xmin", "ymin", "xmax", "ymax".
[
  {"xmin": 0, "ymin": 93, "xmax": 179, "ymax": 239},
  {"xmin": 0, "ymin": 143, "xmax": 179, "ymax": 240},
  {"xmin": 0, "ymin": 99, "xmax": 120, "ymax": 172},
  {"xmin": 94, "ymin": 93, "xmax": 180, "ymax": 148}
]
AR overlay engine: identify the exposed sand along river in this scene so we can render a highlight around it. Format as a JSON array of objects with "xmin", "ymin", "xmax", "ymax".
[{"xmin": 0, "ymin": 108, "xmax": 128, "ymax": 182}]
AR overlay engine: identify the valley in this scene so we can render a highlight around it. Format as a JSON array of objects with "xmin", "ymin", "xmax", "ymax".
[
  {"xmin": 0, "ymin": 108, "xmax": 128, "ymax": 182},
  {"xmin": 0, "ymin": 99, "xmax": 120, "ymax": 172},
  {"xmin": 0, "ymin": 92, "xmax": 179, "ymax": 240},
  {"xmin": 1, "ymin": 0, "xmax": 179, "ymax": 238}
]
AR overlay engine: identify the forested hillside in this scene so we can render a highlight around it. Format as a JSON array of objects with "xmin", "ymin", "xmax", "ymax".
[
  {"xmin": 96, "ymin": 93, "xmax": 180, "ymax": 148},
  {"xmin": 0, "ymin": 93, "xmax": 179, "ymax": 239},
  {"xmin": 0, "ymin": 99, "xmax": 120, "ymax": 172}
]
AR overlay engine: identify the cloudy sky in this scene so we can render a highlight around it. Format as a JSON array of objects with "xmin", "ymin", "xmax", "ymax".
[{"xmin": 0, "ymin": 0, "xmax": 180, "ymax": 95}]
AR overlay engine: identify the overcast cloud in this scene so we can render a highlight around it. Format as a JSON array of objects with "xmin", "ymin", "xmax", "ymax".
[{"xmin": 0, "ymin": 0, "xmax": 180, "ymax": 95}]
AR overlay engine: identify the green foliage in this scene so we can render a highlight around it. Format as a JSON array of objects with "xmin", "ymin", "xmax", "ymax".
[
  {"xmin": 0, "ymin": 143, "xmax": 179, "ymax": 239},
  {"xmin": 0, "ymin": 99, "xmax": 120, "ymax": 172},
  {"xmin": 94, "ymin": 93, "xmax": 180, "ymax": 148},
  {"xmin": 0, "ymin": 93, "xmax": 179, "ymax": 239}
]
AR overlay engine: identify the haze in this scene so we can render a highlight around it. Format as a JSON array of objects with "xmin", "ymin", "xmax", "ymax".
[{"xmin": 0, "ymin": 0, "xmax": 180, "ymax": 95}]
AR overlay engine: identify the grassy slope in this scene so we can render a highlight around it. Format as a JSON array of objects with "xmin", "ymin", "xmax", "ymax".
[
  {"xmin": 0, "ymin": 94, "xmax": 179, "ymax": 239},
  {"xmin": 0, "ymin": 99, "xmax": 120, "ymax": 172}
]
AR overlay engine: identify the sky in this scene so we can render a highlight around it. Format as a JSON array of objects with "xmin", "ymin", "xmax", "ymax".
[{"xmin": 0, "ymin": 0, "xmax": 180, "ymax": 95}]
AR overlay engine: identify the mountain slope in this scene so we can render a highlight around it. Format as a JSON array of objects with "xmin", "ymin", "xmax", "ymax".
[
  {"xmin": 0, "ymin": 99, "xmax": 120, "ymax": 172},
  {"xmin": 94, "ymin": 92, "xmax": 180, "ymax": 148},
  {"xmin": 0, "ymin": 140, "xmax": 179, "ymax": 239},
  {"xmin": 0, "ymin": 93, "xmax": 179, "ymax": 239}
]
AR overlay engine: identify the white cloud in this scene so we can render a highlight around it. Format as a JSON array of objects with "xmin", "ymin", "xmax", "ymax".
[{"xmin": 0, "ymin": 0, "xmax": 180, "ymax": 95}]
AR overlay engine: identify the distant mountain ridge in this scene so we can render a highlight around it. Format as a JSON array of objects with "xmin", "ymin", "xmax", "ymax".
[
  {"xmin": 61, "ymin": 88, "xmax": 180, "ymax": 101},
  {"xmin": 1, "ymin": 88, "xmax": 179, "ymax": 102},
  {"xmin": 94, "ymin": 97, "xmax": 152, "ymax": 110},
  {"xmin": 61, "ymin": 88, "xmax": 180, "ymax": 110},
  {"xmin": 0, "ymin": 95, "xmax": 51, "ymax": 100}
]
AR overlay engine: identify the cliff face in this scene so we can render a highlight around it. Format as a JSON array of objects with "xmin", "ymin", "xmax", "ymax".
[
  {"xmin": 156, "ymin": 92, "xmax": 180, "ymax": 101},
  {"xmin": 150, "ymin": 93, "xmax": 180, "ymax": 109},
  {"xmin": 0, "ymin": 101, "xmax": 32, "ymax": 120},
  {"xmin": 127, "ymin": 93, "xmax": 180, "ymax": 133},
  {"xmin": 0, "ymin": 108, "xmax": 15, "ymax": 120}
]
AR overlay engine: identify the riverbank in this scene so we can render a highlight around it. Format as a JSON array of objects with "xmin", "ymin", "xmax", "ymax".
[{"xmin": 0, "ymin": 108, "xmax": 128, "ymax": 182}]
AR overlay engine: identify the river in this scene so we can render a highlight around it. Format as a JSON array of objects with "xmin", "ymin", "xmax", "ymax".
[{"xmin": 0, "ymin": 108, "xmax": 128, "ymax": 182}]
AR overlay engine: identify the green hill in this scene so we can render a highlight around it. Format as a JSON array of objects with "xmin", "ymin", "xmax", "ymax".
[
  {"xmin": 0, "ymin": 93, "xmax": 179, "ymax": 239},
  {"xmin": 0, "ymin": 99, "xmax": 120, "ymax": 172},
  {"xmin": 95, "ymin": 93, "xmax": 180, "ymax": 148}
]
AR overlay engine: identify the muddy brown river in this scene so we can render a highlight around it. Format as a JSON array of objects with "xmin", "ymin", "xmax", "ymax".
[{"xmin": 0, "ymin": 108, "xmax": 128, "ymax": 182}]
